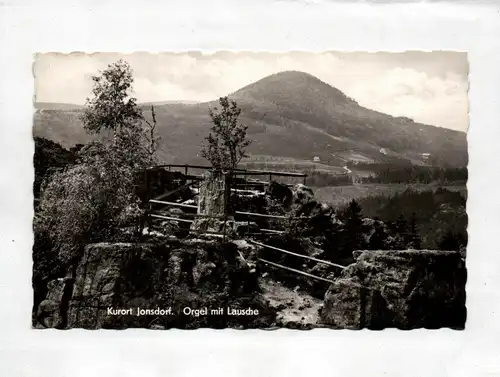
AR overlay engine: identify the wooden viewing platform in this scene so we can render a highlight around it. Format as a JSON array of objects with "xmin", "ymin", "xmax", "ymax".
[
  {"xmin": 144, "ymin": 165, "xmax": 349, "ymax": 285},
  {"xmin": 147, "ymin": 164, "xmax": 308, "ymax": 184}
]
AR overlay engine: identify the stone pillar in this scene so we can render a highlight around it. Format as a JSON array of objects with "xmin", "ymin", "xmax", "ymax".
[{"xmin": 191, "ymin": 170, "xmax": 234, "ymax": 234}]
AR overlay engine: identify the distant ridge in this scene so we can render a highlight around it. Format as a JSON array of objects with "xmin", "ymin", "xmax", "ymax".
[
  {"xmin": 35, "ymin": 100, "xmax": 201, "ymax": 110},
  {"xmin": 33, "ymin": 70, "xmax": 467, "ymax": 168},
  {"xmin": 35, "ymin": 102, "xmax": 84, "ymax": 110},
  {"xmin": 139, "ymin": 100, "xmax": 201, "ymax": 106}
]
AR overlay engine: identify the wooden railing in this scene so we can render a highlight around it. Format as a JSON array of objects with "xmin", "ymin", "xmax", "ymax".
[
  {"xmin": 248, "ymin": 240, "xmax": 346, "ymax": 284},
  {"xmin": 145, "ymin": 164, "xmax": 347, "ymax": 284},
  {"xmin": 147, "ymin": 198, "xmax": 346, "ymax": 285},
  {"xmin": 148, "ymin": 164, "xmax": 308, "ymax": 185},
  {"xmin": 248, "ymin": 240, "xmax": 346, "ymax": 269},
  {"xmin": 148, "ymin": 199, "xmax": 291, "ymax": 235}
]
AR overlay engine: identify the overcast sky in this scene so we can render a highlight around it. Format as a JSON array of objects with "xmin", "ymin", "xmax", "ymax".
[{"xmin": 34, "ymin": 51, "xmax": 468, "ymax": 132}]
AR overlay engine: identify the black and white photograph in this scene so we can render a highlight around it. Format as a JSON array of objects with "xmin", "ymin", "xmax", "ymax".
[{"xmin": 32, "ymin": 51, "xmax": 468, "ymax": 330}]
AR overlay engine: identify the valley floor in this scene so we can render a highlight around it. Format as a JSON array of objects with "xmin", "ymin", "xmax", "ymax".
[{"xmin": 313, "ymin": 183, "xmax": 467, "ymax": 207}]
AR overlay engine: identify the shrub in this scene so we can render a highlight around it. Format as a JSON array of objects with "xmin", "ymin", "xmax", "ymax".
[{"xmin": 34, "ymin": 137, "xmax": 148, "ymax": 265}]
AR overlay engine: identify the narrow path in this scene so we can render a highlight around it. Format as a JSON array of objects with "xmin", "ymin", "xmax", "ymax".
[
  {"xmin": 260, "ymin": 278, "xmax": 322, "ymax": 328},
  {"xmin": 330, "ymin": 153, "xmax": 353, "ymax": 174},
  {"xmin": 330, "ymin": 153, "xmax": 348, "ymax": 163}
]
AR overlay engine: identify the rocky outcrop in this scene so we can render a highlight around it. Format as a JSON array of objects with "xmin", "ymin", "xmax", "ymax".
[
  {"xmin": 320, "ymin": 249, "xmax": 466, "ymax": 329},
  {"xmin": 37, "ymin": 239, "xmax": 276, "ymax": 329},
  {"xmin": 266, "ymin": 181, "xmax": 293, "ymax": 209},
  {"xmin": 291, "ymin": 184, "xmax": 315, "ymax": 207},
  {"xmin": 35, "ymin": 277, "xmax": 73, "ymax": 329}
]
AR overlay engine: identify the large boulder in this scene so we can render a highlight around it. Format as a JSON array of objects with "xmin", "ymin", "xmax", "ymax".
[
  {"xmin": 50, "ymin": 240, "xmax": 276, "ymax": 329},
  {"xmin": 266, "ymin": 181, "xmax": 293, "ymax": 209},
  {"xmin": 291, "ymin": 184, "xmax": 315, "ymax": 207},
  {"xmin": 289, "ymin": 184, "xmax": 332, "ymax": 220},
  {"xmin": 320, "ymin": 249, "xmax": 466, "ymax": 329}
]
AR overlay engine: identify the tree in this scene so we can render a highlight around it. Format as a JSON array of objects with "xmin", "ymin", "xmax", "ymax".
[
  {"xmin": 81, "ymin": 60, "xmax": 143, "ymax": 134},
  {"xmin": 369, "ymin": 221, "xmax": 389, "ymax": 250},
  {"xmin": 395, "ymin": 214, "xmax": 408, "ymax": 235},
  {"xmin": 407, "ymin": 212, "xmax": 421, "ymax": 249},
  {"xmin": 201, "ymin": 97, "xmax": 251, "ymax": 171},
  {"xmin": 80, "ymin": 60, "xmax": 160, "ymax": 163},
  {"xmin": 340, "ymin": 199, "xmax": 366, "ymax": 257},
  {"xmin": 143, "ymin": 105, "xmax": 161, "ymax": 159},
  {"xmin": 35, "ymin": 60, "xmax": 154, "ymax": 273},
  {"xmin": 437, "ymin": 230, "xmax": 467, "ymax": 251}
]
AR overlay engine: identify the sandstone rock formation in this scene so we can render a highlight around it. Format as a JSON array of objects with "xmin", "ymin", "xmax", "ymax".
[
  {"xmin": 320, "ymin": 249, "xmax": 466, "ymax": 329},
  {"xmin": 35, "ymin": 277, "xmax": 73, "ymax": 329},
  {"xmin": 37, "ymin": 239, "xmax": 276, "ymax": 329},
  {"xmin": 266, "ymin": 181, "xmax": 293, "ymax": 209},
  {"xmin": 34, "ymin": 170, "xmax": 468, "ymax": 330}
]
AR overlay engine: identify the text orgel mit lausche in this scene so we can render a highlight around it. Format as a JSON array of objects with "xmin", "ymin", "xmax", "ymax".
[{"xmin": 106, "ymin": 307, "xmax": 259, "ymax": 317}]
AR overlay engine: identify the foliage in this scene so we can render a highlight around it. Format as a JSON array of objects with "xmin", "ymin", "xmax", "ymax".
[
  {"xmin": 314, "ymin": 183, "xmax": 466, "ymax": 209},
  {"xmin": 33, "ymin": 137, "xmax": 77, "ymax": 198},
  {"xmin": 437, "ymin": 230, "xmax": 468, "ymax": 252},
  {"xmin": 305, "ymin": 170, "xmax": 352, "ymax": 187},
  {"xmin": 35, "ymin": 60, "xmax": 156, "ymax": 275},
  {"xmin": 35, "ymin": 70, "xmax": 467, "ymax": 168},
  {"xmin": 80, "ymin": 60, "xmax": 160, "ymax": 161},
  {"xmin": 407, "ymin": 212, "xmax": 422, "ymax": 249},
  {"xmin": 277, "ymin": 186, "xmax": 464, "ymax": 265},
  {"xmin": 34, "ymin": 150, "xmax": 144, "ymax": 265},
  {"xmin": 352, "ymin": 162, "xmax": 468, "ymax": 185},
  {"xmin": 80, "ymin": 60, "xmax": 143, "ymax": 134},
  {"xmin": 201, "ymin": 97, "xmax": 251, "ymax": 171},
  {"xmin": 355, "ymin": 188, "xmax": 467, "ymax": 250},
  {"xmin": 35, "ymin": 126, "xmax": 153, "ymax": 266},
  {"xmin": 79, "ymin": 127, "xmax": 153, "ymax": 170},
  {"xmin": 338, "ymin": 200, "xmax": 367, "ymax": 256},
  {"xmin": 369, "ymin": 221, "xmax": 390, "ymax": 249}
]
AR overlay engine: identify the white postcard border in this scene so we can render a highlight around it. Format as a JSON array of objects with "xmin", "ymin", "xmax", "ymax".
[{"xmin": 0, "ymin": 1, "xmax": 499, "ymax": 376}]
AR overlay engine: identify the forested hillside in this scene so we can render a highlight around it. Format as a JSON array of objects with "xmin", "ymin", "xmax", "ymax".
[{"xmin": 34, "ymin": 71, "xmax": 467, "ymax": 168}]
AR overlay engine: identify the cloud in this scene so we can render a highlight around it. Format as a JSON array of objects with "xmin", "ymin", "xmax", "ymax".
[
  {"xmin": 34, "ymin": 52, "xmax": 468, "ymax": 132},
  {"xmin": 347, "ymin": 67, "xmax": 468, "ymax": 131}
]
